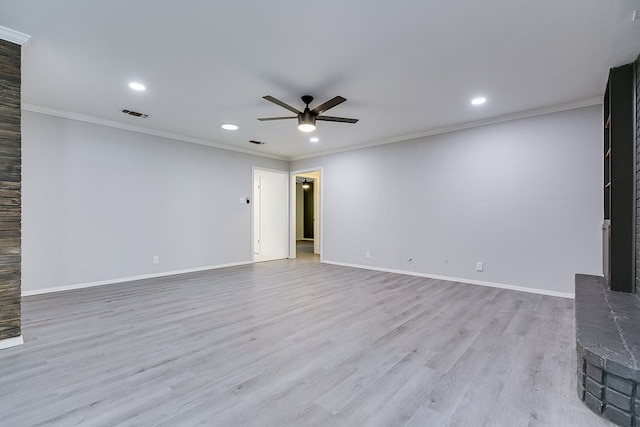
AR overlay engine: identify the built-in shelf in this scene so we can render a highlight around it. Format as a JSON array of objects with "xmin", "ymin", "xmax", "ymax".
[{"xmin": 602, "ymin": 63, "xmax": 634, "ymax": 293}]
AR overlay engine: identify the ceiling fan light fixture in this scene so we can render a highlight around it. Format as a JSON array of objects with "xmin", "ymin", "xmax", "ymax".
[
  {"xmin": 302, "ymin": 179, "xmax": 310, "ymax": 189},
  {"xmin": 297, "ymin": 112, "xmax": 316, "ymax": 132},
  {"xmin": 259, "ymin": 95, "xmax": 357, "ymax": 131}
]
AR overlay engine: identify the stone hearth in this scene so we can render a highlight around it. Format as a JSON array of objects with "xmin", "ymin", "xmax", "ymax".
[{"xmin": 575, "ymin": 274, "xmax": 640, "ymax": 426}]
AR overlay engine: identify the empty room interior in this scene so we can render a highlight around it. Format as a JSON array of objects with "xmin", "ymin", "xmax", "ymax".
[{"xmin": 1, "ymin": 1, "xmax": 640, "ymax": 426}]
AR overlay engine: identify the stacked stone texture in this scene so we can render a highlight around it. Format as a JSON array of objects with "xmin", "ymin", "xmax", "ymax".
[
  {"xmin": 0, "ymin": 39, "xmax": 21, "ymax": 341},
  {"xmin": 578, "ymin": 358, "xmax": 640, "ymax": 426},
  {"xmin": 635, "ymin": 55, "xmax": 640, "ymax": 294},
  {"xmin": 576, "ymin": 274, "xmax": 640, "ymax": 426}
]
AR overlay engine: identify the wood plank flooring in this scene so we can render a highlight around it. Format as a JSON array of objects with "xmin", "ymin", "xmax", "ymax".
[{"xmin": 0, "ymin": 250, "xmax": 612, "ymax": 426}]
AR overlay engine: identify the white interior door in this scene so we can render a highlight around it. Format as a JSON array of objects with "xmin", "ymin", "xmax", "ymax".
[{"xmin": 253, "ymin": 168, "xmax": 288, "ymax": 262}]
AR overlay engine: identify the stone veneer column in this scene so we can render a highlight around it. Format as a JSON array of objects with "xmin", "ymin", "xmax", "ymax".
[
  {"xmin": 635, "ymin": 55, "xmax": 640, "ymax": 294},
  {"xmin": 0, "ymin": 33, "xmax": 24, "ymax": 349}
]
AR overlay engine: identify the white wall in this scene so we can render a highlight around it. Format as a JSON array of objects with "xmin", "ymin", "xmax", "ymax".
[
  {"xmin": 22, "ymin": 111, "xmax": 288, "ymax": 293},
  {"xmin": 291, "ymin": 106, "xmax": 603, "ymax": 296}
]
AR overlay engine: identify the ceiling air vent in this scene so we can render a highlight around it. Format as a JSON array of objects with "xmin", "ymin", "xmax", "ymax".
[
  {"xmin": 121, "ymin": 109, "xmax": 149, "ymax": 118},
  {"xmin": 249, "ymin": 140, "xmax": 266, "ymax": 145}
]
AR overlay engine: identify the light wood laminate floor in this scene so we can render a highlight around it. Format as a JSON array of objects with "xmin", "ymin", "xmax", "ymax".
[{"xmin": 0, "ymin": 251, "xmax": 612, "ymax": 426}]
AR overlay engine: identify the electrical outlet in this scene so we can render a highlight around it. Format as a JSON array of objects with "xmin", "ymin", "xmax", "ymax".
[
  {"xmin": 152, "ymin": 256, "xmax": 159, "ymax": 264},
  {"xmin": 365, "ymin": 251, "xmax": 371, "ymax": 259},
  {"xmin": 476, "ymin": 261, "xmax": 483, "ymax": 272}
]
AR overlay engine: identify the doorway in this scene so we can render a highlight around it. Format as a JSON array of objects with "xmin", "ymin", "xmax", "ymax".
[
  {"xmin": 253, "ymin": 168, "xmax": 288, "ymax": 262},
  {"xmin": 290, "ymin": 168, "xmax": 322, "ymax": 259}
]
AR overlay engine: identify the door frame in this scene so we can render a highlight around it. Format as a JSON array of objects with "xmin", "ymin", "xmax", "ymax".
[{"xmin": 290, "ymin": 167, "xmax": 323, "ymax": 260}]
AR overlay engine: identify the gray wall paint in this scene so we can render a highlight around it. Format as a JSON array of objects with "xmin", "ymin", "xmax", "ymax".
[
  {"xmin": 292, "ymin": 106, "xmax": 602, "ymax": 295},
  {"xmin": 23, "ymin": 105, "xmax": 602, "ymax": 296},
  {"xmin": 22, "ymin": 111, "xmax": 287, "ymax": 292}
]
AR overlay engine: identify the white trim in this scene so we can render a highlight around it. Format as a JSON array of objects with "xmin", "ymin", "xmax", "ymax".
[
  {"xmin": 21, "ymin": 261, "xmax": 252, "ymax": 297},
  {"xmin": 21, "ymin": 103, "xmax": 288, "ymax": 161},
  {"xmin": 0, "ymin": 26, "xmax": 31, "ymax": 45},
  {"xmin": 24, "ymin": 98, "xmax": 602, "ymax": 163},
  {"xmin": 289, "ymin": 97, "xmax": 603, "ymax": 161},
  {"xmin": 0, "ymin": 335, "xmax": 24, "ymax": 350},
  {"xmin": 322, "ymin": 260, "xmax": 575, "ymax": 299}
]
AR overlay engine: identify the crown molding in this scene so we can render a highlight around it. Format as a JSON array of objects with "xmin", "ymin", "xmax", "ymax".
[
  {"xmin": 21, "ymin": 104, "xmax": 288, "ymax": 161},
  {"xmin": 289, "ymin": 96, "xmax": 603, "ymax": 161},
  {"xmin": 0, "ymin": 26, "xmax": 31, "ymax": 46},
  {"xmin": 23, "ymin": 96, "xmax": 602, "ymax": 163}
]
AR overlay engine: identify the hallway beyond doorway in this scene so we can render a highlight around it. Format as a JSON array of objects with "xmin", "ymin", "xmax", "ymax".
[{"xmin": 296, "ymin": 240, "xmax": 316, "ymax": 256}]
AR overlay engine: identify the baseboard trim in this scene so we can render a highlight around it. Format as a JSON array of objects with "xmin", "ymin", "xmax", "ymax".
[
  {"xmin": 322, "ymin": 260, "xmax": 574, "ymax": 299},
  {"xmin": 21, "ymin": 261, "xmax": 253, "ymax": 297},
  {"xmin": 21, "ymin": 259, "xmax": 574, "ymax": 299},
  {"xmin": 0, "ymin": 335, "xmax": 24, "ymax": 350}
]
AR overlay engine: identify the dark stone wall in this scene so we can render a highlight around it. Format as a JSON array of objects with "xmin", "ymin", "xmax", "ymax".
[
  {"xmin": 636, "ymin": 55, "xmax": 640, "ymax": 294},
  {"xmin": 0, "ymin": 39, "xmax": 21, "ymax": 341}
]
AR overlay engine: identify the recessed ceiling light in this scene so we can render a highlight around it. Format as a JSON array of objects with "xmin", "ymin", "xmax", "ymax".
[
  {"xmin": 471, "ymin": 97, "xmax": 487, "ymax": 105},
  {"xmin": 128, "ymin": 82, "xmax": 146, "ymax": 91},
  {"xmin": 221, "ymin": 124, "xmax": 239, "ymax": 131},
  {"xmin": 310, "ymin": 137, "xmax": 319, "ymax": 143}
]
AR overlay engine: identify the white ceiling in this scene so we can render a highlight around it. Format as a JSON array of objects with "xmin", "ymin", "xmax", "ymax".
[{"xmin": 1, "ymin": 1, "xmax": 639, "ymax": 160}]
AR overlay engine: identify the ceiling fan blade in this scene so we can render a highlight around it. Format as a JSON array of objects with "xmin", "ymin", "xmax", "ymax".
[
  {"xmin": 311, "ymin": 96, "xmax": 347, "ymax": 115},
  {"xmin": 263, "ymin": 96, "xmax": 301, "ymax": 114},
  {"xmin": 316, "ymin": 115, "xmax": 359, "ymax": 124},
  {"xmin": 257, "ymin": 116, "xmax": 297, "ymax": 121}
]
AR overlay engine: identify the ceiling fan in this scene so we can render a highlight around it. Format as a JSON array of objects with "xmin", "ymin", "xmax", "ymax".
[{"xmin": 258, "ymin": 95, "xmax": 359, "ymax": 132}]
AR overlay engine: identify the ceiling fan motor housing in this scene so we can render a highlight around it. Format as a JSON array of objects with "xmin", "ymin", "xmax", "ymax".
[{"xmin": 298, "ymin": 110, "xmax": 316, "ymax": 126}]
